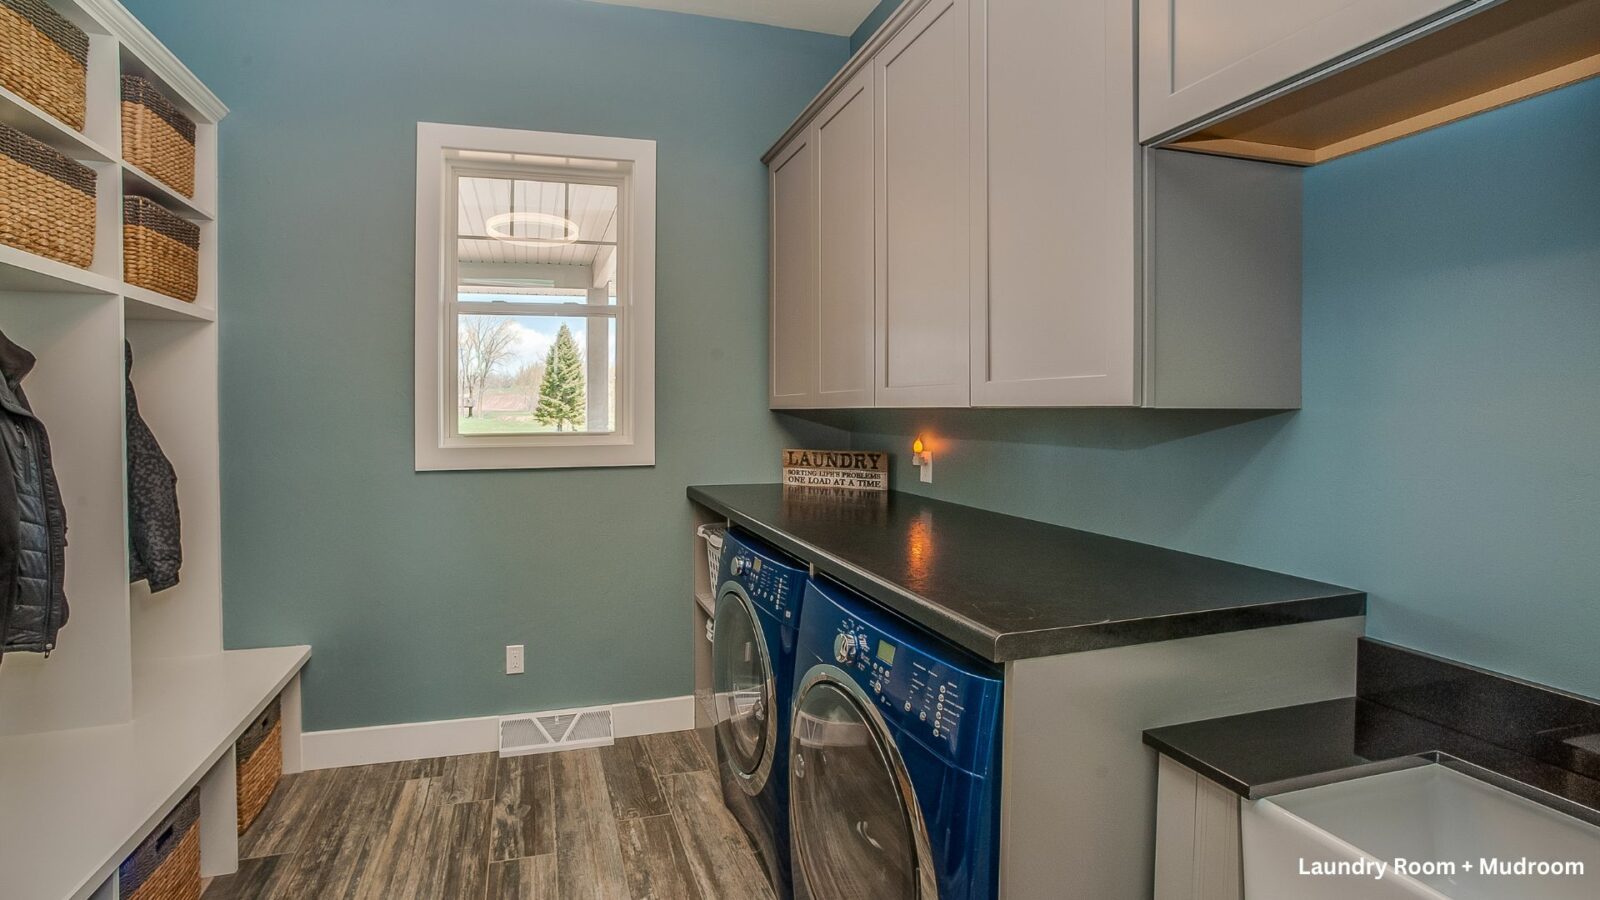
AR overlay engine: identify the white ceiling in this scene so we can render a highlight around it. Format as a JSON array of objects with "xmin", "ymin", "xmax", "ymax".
[{"xmin": 583, "ymin": 0, "xmax": 883, "ymax": 36}]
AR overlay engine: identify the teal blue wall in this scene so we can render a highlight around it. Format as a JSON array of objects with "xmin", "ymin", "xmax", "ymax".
[
  {"xmin": 124, "ymin": 0, "xmax": 849, "ymax": 730},
  {"xmin": 851, "ymin": 0, "xmax": 903, "ymax": 51},
  {"xmin": 808, "ymin": 79, "xmax": 1600, "ymax": 699}
]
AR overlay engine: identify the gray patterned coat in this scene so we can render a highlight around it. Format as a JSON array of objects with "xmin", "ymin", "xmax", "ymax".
[{"xmin": 127, "ymin": 343, "xmax": 181, "ymax": 593}]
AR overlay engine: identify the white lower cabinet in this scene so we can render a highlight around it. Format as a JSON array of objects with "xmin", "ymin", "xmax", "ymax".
[
  {"xmin": 1154, "ymin": 755, "xmax": 1245, "ymax": 900},
  {"xmin": 765, "ymin": 0, "xmax": 1303, "ymax": 411}
]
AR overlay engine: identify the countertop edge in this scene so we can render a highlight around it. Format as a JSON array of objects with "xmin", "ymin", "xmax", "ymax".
[{"xmin": 1004, "ymin": 592, "xmax": 1367, "ymax": 659}]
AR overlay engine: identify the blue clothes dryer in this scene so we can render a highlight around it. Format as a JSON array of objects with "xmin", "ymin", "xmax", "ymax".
[
  {"xmin": 789, "ymin": 576, "xmax": 1004, "ymax": 900},
  {"xmin": 712, "ymin": 528, "xmax": 810, "ymax": 897}
]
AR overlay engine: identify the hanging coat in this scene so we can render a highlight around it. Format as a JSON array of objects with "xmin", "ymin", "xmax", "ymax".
[
  {"xmin": 126, "ymin": 343, "xmax": 182, "ymax": 593},
  {"xmin": 0, "ymin": 328, "xmax": 69, "ymax": 658}
]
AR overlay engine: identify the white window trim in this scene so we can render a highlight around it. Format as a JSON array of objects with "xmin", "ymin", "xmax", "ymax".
[{"xmin": 414, "ymin": 122, "xmax": 656, "ymax": 470}]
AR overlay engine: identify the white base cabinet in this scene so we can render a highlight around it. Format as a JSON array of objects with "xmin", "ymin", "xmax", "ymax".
[
  {"xmin": 1000, "ymin": 617, "xmax": 1360, "ymax": 899},
  {"xmin": 1154, "ymin": 754, "xmax": 1245, "ymax": 900},
  {"xmin": 766, "ymin": 0, "xmax": 1303, "ymax": 410}
]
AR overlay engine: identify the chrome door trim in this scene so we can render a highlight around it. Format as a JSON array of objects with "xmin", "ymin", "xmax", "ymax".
[
  {"xmin": 789, "ymin": 663, "xmax": 940, "ymax": 900},
  {"xmin": 712, "ymin": 580, "xmax": 778, "ymax": 797}
]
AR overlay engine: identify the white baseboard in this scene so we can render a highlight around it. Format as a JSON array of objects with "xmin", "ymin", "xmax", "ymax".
[
  {"xmin": 613, "ymin": 694, "xmax": 696, "ymax": 738},
  {"xmin": 300, "ymin": 694, "xmax": 695, "ymax": 771}
]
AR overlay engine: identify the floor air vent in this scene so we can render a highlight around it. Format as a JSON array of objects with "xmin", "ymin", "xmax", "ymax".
[{"xmin": 499, "ymin": 705, "xmax": 614, "ymax": 757}]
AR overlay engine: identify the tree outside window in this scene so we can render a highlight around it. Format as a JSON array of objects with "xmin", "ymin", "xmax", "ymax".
[{"xmin": 535, "ymin": 324, "xmax": 586, "ymax": 431}]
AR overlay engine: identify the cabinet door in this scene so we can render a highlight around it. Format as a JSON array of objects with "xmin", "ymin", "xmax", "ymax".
[
  {"xmin": 814, "ymin": 70, "xmax": 876, "ymax": 408},
  {"xmin": 768, "ymin": 133, "xmax": 819, "ymax": 408},
  {"xmin": 1139, "ymin": 0, "xmax": 1473, "ymax": 141},
  {"xmin": 975, "ymin": 0, "xmax": 1138, "ymax": 407},
  {"xmin": 875, "ymin": 0, "xmax": 972, "ymax": 408}
]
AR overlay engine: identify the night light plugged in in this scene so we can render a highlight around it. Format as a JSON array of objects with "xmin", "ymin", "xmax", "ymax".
[{"xmin": 912, "ymin": 436, "xmax": 933, "ymax": 483}]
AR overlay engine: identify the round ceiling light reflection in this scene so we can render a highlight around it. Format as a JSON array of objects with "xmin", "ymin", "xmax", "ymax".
[{"xmin": 484, "ymin": 211, "xmax": 581, "ymax": 247}]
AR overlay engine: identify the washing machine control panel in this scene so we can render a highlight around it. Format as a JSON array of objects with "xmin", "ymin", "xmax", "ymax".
[
  {"xmin": 826, "ymin": 613, "xmax": 999, "ymax": 771},
  {"xmin": 723, "ymin": 541, "xmax": 806, "ymax": 621}
]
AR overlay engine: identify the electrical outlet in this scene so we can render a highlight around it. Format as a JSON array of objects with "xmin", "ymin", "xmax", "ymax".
[{"xmin": 505, "ymin": 644, "xmax": 525, "ymax": 675}]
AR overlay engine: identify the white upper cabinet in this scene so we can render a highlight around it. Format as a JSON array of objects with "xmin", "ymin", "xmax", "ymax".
[
  {"xmin": 765, "ymin": 0, "xmax": 1305, "ymax": 410},
  {"xmin": 815, "ymin": 70, "xmax": 876, "ymax": 408},
  {"xmin": 874, "ymin": 0, "xmax": 972, "ymax": 408},
  {"xmin": 976, "ymin": 0, "xmax": 1138, "ymax": 406},
  {"xmin": 768, "ymin": 134, "xmax": 818, "ymax": 408},
  {"xmin": 1138, "ymin": 0, "xmax": 1472, "ymax": 141}
]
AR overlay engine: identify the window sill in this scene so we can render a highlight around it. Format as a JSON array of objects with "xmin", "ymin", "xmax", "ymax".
[{"xmin": 415, "ymin": 440, "xmax": 654, "ymax": 471}]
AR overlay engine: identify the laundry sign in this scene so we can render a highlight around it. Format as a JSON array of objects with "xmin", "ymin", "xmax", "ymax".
[{"xmin": 782, "ymin": 449, "xmax": 889, "ymax": 491}]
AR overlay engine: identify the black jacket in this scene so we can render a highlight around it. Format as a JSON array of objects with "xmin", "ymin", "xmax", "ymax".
[
  {"xmin": 0, "ymin": 329, "xmax": 68, "ymax": 658},
  {"xmin": 127, "ymin": 343, "xmax": 181, "ymax": 592}
]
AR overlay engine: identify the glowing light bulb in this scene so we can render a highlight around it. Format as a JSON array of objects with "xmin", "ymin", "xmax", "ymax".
[{"xmin": 913, "ymin": 437, "xmax": 925, "ymax": 454}]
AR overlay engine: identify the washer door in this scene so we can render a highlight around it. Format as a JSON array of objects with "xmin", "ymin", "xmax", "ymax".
[
  {"xmin": 712, "ymin": 587, "xmax": 776, "ymax": 794},
  {"xmin": 789, "ymin": 666, "xmax": 938, "ymax": 899}
]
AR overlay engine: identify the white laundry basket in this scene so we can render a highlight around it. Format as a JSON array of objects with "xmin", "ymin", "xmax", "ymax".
[{"xmin": 696, "ymin": 523, "xmax": 726, "ymax": 592}]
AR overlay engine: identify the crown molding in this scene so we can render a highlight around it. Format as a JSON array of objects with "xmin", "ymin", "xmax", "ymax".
[{"xmin": 80, "ymin": 0, "xmax": 228, "ymax": 122}]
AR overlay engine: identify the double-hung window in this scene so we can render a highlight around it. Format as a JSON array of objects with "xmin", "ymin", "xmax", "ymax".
[{"xmin": 415, "ymin": 123, "xmax": 655, "ymax": 469}]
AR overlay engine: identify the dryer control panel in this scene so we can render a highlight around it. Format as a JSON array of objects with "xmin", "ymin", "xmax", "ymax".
[
  {"xmin": 720, "ymin": 529, "xmax": 808, "ymax": 621},
  {"xmin": 803, "ymin": 579, "xmax": 1003, "ymax": 777}
]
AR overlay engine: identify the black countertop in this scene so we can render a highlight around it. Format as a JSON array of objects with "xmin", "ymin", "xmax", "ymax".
[
  {"xmin": 1143, "ymin": 640, "xmax": 1600, "ymax": 824},
  {"xmin": 687, "ymin": 483, "xmax": 1365, "ymax": 662}
]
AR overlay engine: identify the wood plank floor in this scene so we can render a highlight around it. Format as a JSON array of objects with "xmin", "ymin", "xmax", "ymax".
[{"xmin": 205, "ymin": 732, "xmax": 775, "ymax": 900}]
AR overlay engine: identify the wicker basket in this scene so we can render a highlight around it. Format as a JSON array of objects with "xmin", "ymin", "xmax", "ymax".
[
  {"xmin": 119, "ymin": 788, "xmax": 201, "ymax": 900},
  {"xmin": 0, "ymin": 121, "xmax": 94, "ymax": 267},
  {"xmin": 0, "ymin": 0, "xmax": 88, "ymax": 131},
  {"xmin": 236, "ymin": 695, "xmax": 282, "ymax": 834},
  {"xmin": 121, "ymin": 74, "xmax": 194, "ymax": 198},
  {"xmin": 124, "ymin": 195, "xmax": 198, "ymax": 301}
]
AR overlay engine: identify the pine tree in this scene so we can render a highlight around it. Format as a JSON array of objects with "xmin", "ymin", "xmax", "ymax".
[{"xmin": 534, "ymin": 324, "xmax": 586, "ymax": 431}]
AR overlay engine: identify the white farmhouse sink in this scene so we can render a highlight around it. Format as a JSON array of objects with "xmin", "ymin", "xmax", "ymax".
[{"xmin": 1242, "ymin": 763, "xmax": 1600, "ymax": 899}]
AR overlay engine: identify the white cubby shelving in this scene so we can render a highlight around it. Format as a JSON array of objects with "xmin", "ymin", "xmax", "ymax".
[{"xmin": 0, "ymin": 3, "xmax": 308, "ymax": 898}]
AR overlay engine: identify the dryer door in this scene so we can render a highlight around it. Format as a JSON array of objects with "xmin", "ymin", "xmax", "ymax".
[
  {"xmin": 712, "ymin": 587, "xmax": 776, "ymax": 794},
  {"xmin": 789, "ymin": 666, "xmax": 938, "ymax": 900}
]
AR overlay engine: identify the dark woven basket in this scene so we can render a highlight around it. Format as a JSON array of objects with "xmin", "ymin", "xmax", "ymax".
[
  {"xmin": 0, "ymin": 121, "xmax": 94, "ymax": 267},
  {"xmin": 124, "ymin": 194, "xmax": 199, "ymax": 301},
  {"xmin": 0, "ymin": 0, "xmax": 88, "ymax": 131},
  {"xmin": 119, "ymin": 788, "xmax": 201, "ymax": 900},
  {"xmin": 121, "ymin": 74, "xmax": 195, "ymax": 197},
  {"xmin": 238, "ymin": 695, "xmax": 281, "ymax": 761},
  {"xmin": 237, "ymin": 695, "xmax": 283, "ymax": 834}
]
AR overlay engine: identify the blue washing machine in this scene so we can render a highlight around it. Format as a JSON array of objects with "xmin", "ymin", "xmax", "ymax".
[
  {"xmin": 712, "ymin": 528, "xmax": 810, "ymax": 897},
  {"xmin": 789, "ymin": 576, "xmax": 1004, "ymax": 900}
]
